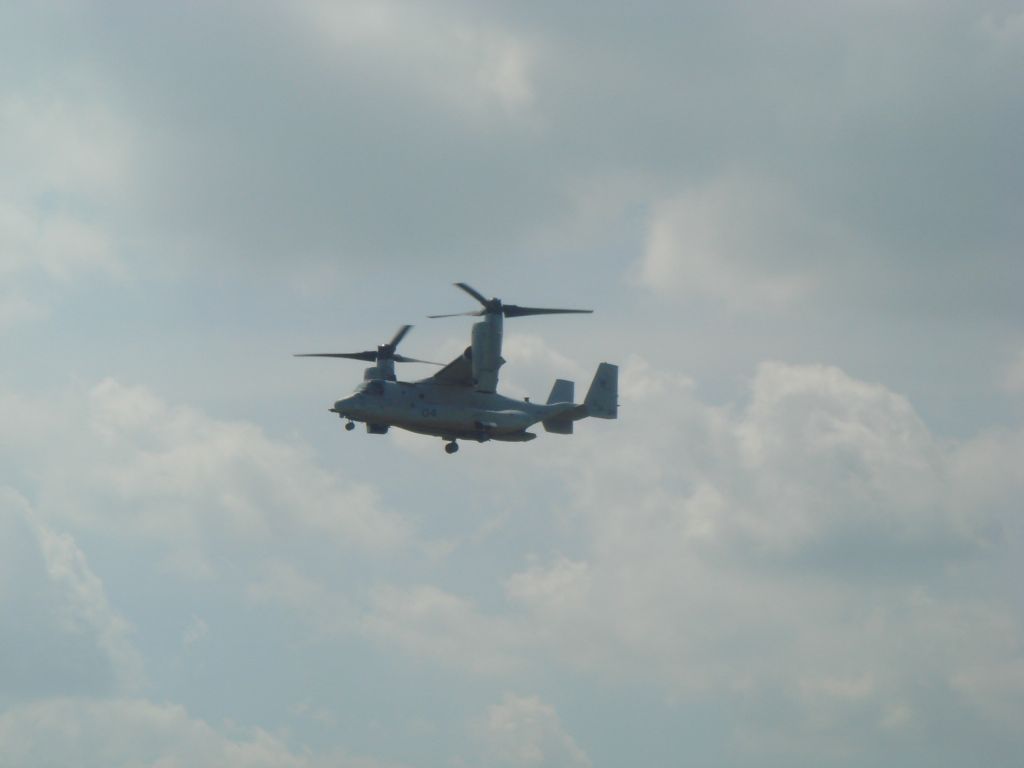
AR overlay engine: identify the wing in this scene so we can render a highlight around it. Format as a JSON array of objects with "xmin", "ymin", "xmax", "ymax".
[{"xmin": 423, "ymin": 347, "xmax": 475, "ymax": 387}]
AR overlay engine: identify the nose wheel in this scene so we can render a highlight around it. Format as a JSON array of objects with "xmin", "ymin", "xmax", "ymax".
[
  {"xmin": 345, "ymin": 421, "xmax": 355, "ymax": 431},
  {"xmin": 444, "ymin": 441, "xmax": 459, "ymax": 454}
]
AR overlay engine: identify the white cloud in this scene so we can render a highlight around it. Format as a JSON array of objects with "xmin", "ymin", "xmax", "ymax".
[
  {"xmin": 256, "ymin": 357, "xmax": 1024, "ymax": 757},
  {"xmin": 1, "ymin": 379, "xmax": 409, "ymax": 579},
  {"xmin": 361, "ymin": 584, "xmax": 528, "ymax": 676},
  {"xmin": 731, "ymin": 361, "xmax": 963, "ymax": 551},
  {"xmin": 475, "ymin": 694, "xmax": 591, "ymax": 768},
  {"xmin": 496, "ymin": 333, "xmax": 590, "ymax": 401},
  {"xmin": 1000, "ymin": 347, "xmax": 1024, "ymax": 394},
  {"xmin": 0, "ymin": 697, "xmax": 385, "ymax": 768},
  {"xmin": 247, "ymin": 560, "xmax": 354, "ymax": 638},
  {"xmin": 0, "ymin": 291, "xmax": 45, "ymax": 332},
  {"xmin": 3, "ymin": 2, "xmax": 1023, "ymax": 762},
  {"xmin": 0, "ymin": 88, "xmax": 131, "ymax": 192},
  {"xmin": 639, "ymin": 176, "xmax": 830, "ymax": 309},
  {"xmin": 505, "ymin": 557, "xmax": 590, "ymax": 615},
  {"xmin": 0, "ymin": 495, "xmax": 402, "ymax": 766},
  {"xmin": 0, "ymin": 488, "xmax": 143, "ymax": 701},
  {"xmin": 498, "ymin": 358, "xmax": 1024, "ymax": 747},
  {"xmin": 979, "ymin": 9, "xmax": 1024, "ymax": 47},
  {"xmin": 182, "ymin": 615, "xmax": 209, "ymax": 648},
  {"xmin": 255, "ymin": 574, "xmax": 532, "ymax": 677},
  {"xmin": 0, "ymin": 198, "xmax": 119, "ymax": 284},
  {"xmin": 300, "ymin": 0, "xmax": 537, "ymax": 121},
  {"xmin": 952, "ymin": 658, "xmax": 1024, "ymax": 729},
  {"xmin": 67, "ymin": 356, "xmax": 1017, "ymax": 764},
  {"xmin": 0, "ymin": 90, "xmax": 129, "ymax": 332},
  {"xmin": 300, "ymin": 356, "xmax": 1024, "ymax": 739}
]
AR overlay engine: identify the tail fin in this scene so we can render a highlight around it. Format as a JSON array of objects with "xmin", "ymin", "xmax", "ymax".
[
  {"xmin": 584, "ymin": 363, "xmax": 618, "ymax": 419},
  {"xmin": 546, "ymin": 379, "xmax": 574, "ymax": 404}
]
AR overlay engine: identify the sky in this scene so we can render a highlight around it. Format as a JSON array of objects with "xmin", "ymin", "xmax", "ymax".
[{"xmin": 2, "ymin": 1, "xmax": 1023, "ymax": 766}]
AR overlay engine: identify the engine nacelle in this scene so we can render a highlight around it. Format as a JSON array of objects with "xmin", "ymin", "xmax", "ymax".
[
  {"xmin": 470, "ymin": 320, "xmax": 504, "ymax": 393},
  {"xmin": 363, "ymin": 361, "xmax": 396, "ymax": 381}
]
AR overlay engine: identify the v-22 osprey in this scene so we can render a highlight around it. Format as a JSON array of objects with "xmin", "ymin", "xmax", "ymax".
[{"xmin": 296, "ymin": 283, "xmax": 618, "ymax": 454}]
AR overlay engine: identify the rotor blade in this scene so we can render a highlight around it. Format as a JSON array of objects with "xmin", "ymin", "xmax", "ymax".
[
  {"xmin": 293, "ymin": 351, "xmax": 377, "ymax": 361},
  {"xmin": 454, "ymin": 282, "xmax": 490, "ymax": 306},
  {"xmin": 387, "ymin": 324, "xmax": 412, "ymax": 349},
  {"xmin": 392, "ymin": 354, "xmax": 443, "ymax": 365},
  {"xmin": 427, "ymin": 310, "xmax": 483, "ymax": 319},
  {"xmin": 502, "ymin": 305, "xmax": 593, "ymax": 318}
]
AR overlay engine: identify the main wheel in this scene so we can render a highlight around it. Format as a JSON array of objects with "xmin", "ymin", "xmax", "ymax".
[
  {"xmin": 444, "ymin": 441, "xmax": 459, "ymax": 454},
  {"xmin": 345, "ymin": 421, "xmax": 355, "ymax": 431}
]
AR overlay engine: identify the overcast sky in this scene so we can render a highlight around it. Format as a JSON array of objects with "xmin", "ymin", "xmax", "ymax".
[{"xmin": 2, "ymin": 2, "xmax": 1024, "ymax": 766}]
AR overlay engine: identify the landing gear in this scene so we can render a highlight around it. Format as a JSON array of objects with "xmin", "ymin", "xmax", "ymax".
[
  {"xmin": 444, "ymin": 441, "xmax": 459, "ymax": 454},
  {"xmin": 344, "ymin": 421, "xmax": 355, "ymax": 431}
]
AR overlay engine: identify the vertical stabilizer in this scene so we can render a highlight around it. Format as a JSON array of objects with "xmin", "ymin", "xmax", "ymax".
[
  {"xmin": 543, "ymin": 378, "xmax": 577, "ymax": 434},
  {"xmin": 584, "ymin": 363, "xmax": 618, "ymax": 419}
]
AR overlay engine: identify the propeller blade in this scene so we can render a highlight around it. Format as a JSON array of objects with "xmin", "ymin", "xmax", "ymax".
[
  {"xmin": 387, "ymin": 324, "xmax": 412, "ymax": 349},
  {"xmin": 392, "ymin": 354, "xmax": 443, "ymax": 365},
  {"xmin": 293, "ymin": 351, "xmax": 377, "ymax": 361},
  {"xmin": 502, "ymin": 305, "xmax": 593, "ymax": 318},
  {"xmin": 455, "ymin": 282, "xmax": 490, "ymax": 306},
  {"xmin": 427, "ymin": 311, "xmax": 483, "ymax": 319},
  {"xmin": 430, "ymin": 285, "xmax": 592, "ymax": 320}
]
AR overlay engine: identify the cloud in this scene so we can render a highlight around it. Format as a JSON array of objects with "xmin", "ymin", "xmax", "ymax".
[
  {"xmin": 361, "ymin": 584, "xmax": 528, "ymax": 676},
  {"xmin": 246, "ymin": 560, "xmax": 355, "ymax": 638},
  {"xmin": 1000, "ymin": 347, "xmax": 1024, "ymax": 394},
  {"xmin": 9, "ymin": 1, "xmax": 552, "ymax": 272},
  {"xmin": 249, "ymin": 355, "xmax": 1024, "ymax": 761},
  {"xmin": 475, "ymin": 694, "xmax": 591, "ymax": 768},
  {"xmin": 0, "ymin": 488, "xmax": 143, "ymax": 703},
  {"xmin": 0, "ymin": 87, "xmax": 128, "ymax": 331},
  {"xmin": 731, "ymin": 362, "xmax": 968, "ymax": 553},
  {"xmin": 493, "ymin": 358, "xmax": 1024, "ymax": 755},
  {"xmin": 978, "ymin": 8, "xmax": 1024, "ymax": 49},
  {"xmin": 6, "ymin": 0, "xmax": 1019, "ymax": 312},
  {"xmin": 494, "ymin": 333, "xmax": 590, "ymax": 400},
  {"xmin": 1, "ymin": 379, "xmax": 409, "ymax": 580},
  {"xmin": 182, "ymin": 615, "xmax": 209, "ymax": 648},
  {"xmin": 0, "ymin": 697, "xmax": 391, "ymax": 768},
  {"xmin": 299, "ymin": 0, "xmax": 537, "ymax": 120},
  {"xmin": 3, "ymin": 2, "xmax": 1023, "ymax": 764},
  {"xmin": 250, "ymin": 356, "xmax": 1023, "ymax": 756},
  {"xmin": 4, "ymin": 359, "xmax": 1009, "ymax": 766},
  {"xmin": 639, "ymin": 176, "xmax": 825, "ymax": 309},
  {"xmin": 577, "ymin": 358, "xmax": 992, "ymax": 564},
  {"xmin": 0, "ymin": 292, "xmax": 45, "ymax": 332}
]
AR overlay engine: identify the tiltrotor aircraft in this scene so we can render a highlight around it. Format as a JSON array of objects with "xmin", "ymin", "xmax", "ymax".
[{"xmin": 296, "ymin": 283, "xmax": 618, "ymax": 454}]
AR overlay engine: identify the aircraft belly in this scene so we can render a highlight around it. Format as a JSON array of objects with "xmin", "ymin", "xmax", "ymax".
[
  {"xmin": 400, "ymin": 424, "xmax": 536, "ymax": 443},
  {"xmin": 395, "ymin": 403, "xmax": 534, "ymax": 438}
]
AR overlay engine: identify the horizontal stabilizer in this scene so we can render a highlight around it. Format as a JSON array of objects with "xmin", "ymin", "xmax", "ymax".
[{"xmin": 542, "ymin": 417, "xmax": 573, "ymax": 434}]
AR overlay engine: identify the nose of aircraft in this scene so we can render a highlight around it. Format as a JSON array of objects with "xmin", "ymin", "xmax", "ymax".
[{"xmin": 331, "ymin": 395, "xmax": 359, "ymax": 417}]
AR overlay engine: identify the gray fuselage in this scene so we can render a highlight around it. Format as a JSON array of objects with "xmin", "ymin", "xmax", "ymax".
[{"xmin": 331, "ymin": 379, "xmax": 577, "ymax": 442}]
